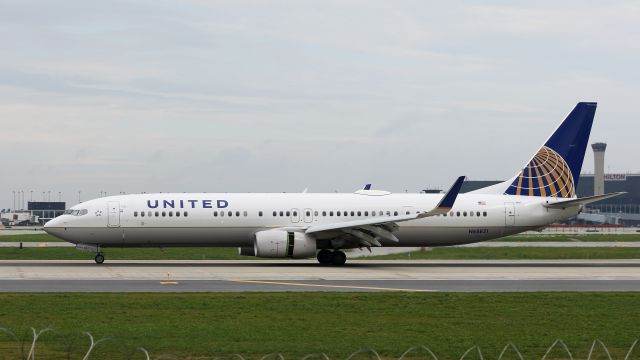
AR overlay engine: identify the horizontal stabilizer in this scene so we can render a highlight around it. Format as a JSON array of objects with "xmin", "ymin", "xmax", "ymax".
[{"xmin": 544, "ymin": 192, "xmax": 625, "ymax": 209}]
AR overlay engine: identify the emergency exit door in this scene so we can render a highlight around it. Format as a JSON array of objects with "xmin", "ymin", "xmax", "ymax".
[
  {"xmin": 108, "ymin": 201, "xmax": 121, "ymax": 227},
  {"xmin": 504, "ymin": 202, "xmax": 516, "ymax": 226}
]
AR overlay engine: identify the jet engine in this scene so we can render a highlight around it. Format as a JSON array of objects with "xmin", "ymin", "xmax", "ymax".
[{"xmin": 245, "ymin": 230, "xmax": 317, "ymax": 259}]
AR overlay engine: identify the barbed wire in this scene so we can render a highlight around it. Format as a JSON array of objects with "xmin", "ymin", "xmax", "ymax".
[{"xmin": 0, "ymin": 328, "xmax": 638, "ymax": 360}]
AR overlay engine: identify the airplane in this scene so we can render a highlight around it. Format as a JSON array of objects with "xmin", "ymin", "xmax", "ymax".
[{"xmin": 44, "ymin": 102, "xmax": 623, "ymax": 265}]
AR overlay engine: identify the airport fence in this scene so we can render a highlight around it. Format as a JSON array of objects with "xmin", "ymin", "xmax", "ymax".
[{"xmin": 1, "ymin": 328, "xmax": 639, "ymax": 360}]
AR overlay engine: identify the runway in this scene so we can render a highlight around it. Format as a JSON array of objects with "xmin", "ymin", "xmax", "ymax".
[{"xmin": 1, "ymin": 260, "xmax": 640, "ymax": 292}]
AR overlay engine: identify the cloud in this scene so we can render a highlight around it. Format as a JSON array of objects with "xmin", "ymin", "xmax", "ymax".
[{"xmin": 1, "ymin": 1, "xmax": 638, "ymax": 206}]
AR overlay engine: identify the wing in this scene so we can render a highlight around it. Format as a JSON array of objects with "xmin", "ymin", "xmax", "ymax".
[{"xmin": 305, "ymin": 176, "xmax": 466, "ymax": 247}]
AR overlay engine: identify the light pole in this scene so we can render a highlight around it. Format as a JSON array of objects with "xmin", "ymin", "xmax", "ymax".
[
  {"xmin": 48, "ymin": 191, "xmax": 51, "ymax": 202},
  {"xmin": 30, "ymin": 190, "xmax": 33, "ymax": 202},
  {"xmin": 58, "ymin": 192, "xmax": 61, "ymax": 202},
  {"xmin": 12, "ymin": 191, "xmax": 15, "ymax": 212},
  {"xmin": 78, "ymin": 190, "xmax": 81, "ymax": 203}
]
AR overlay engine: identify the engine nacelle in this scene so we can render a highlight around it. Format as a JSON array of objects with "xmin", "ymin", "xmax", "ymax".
[{"xmin": 252, "ymin": 230, "xmax": 316, "ymax": 259}]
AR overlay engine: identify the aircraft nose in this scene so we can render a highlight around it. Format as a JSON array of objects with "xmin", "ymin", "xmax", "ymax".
[{"xmin": 43, "ymin": 217, "xmax": 65, "ymax": 238}]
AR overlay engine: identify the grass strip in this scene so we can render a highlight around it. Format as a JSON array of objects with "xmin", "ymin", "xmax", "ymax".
[{"xmin": 0, "ymin": 292, "xmax": 638, "ymax": 359}]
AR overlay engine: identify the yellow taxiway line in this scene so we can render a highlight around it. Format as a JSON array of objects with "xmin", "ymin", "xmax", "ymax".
[{"xmin": 230, "ymin": 280, "xmax": 435, "ymax": 292}]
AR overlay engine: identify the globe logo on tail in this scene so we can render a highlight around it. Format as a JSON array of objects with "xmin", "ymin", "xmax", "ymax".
[{"xmin": 505, "ymin": 146, "xmax": 575, "ymax": 198}]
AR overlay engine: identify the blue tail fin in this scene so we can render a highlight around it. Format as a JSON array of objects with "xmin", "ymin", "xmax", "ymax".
[{"xmin": 504, "ymin": 102, "xmax": 597, "ymax": 198}]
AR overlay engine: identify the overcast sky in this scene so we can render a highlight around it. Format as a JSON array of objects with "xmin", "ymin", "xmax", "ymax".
[{"xmin": 1, "ymin": 1, "xmax": 639, "ymax": 208}]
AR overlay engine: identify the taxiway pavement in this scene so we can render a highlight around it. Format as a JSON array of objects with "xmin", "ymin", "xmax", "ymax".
[{"xmin": 1, "ymin": 260, "xmax": 639, "ymax": 292}]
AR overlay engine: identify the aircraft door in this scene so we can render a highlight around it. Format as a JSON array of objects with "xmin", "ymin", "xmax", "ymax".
[
  {"xmin": 504, "ymin": 202, "xmax": 516, "ymax": 226},
  {"xmin": 108, "ymin": 201, "xmax": 121, "ymax": 227},
  {"xmin": 291, "ymin": 208, "xmax": 300, "ymax": 223},
  {"xmin": 303, "ymin": 208, "xmax": 313, "ymax": 223}
]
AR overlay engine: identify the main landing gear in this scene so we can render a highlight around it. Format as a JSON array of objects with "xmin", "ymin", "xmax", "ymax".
[
  {"xmin": 317, "ymin": 249, "xmax": 347, "ymax": 266},
  {"xmin": 94, "ymin": 253, "xmax": 105, "ymax": 264}
]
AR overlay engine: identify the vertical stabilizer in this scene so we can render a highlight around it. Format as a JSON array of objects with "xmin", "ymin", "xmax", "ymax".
[{"xmin": 473, "ymin": 102, "xmax": 597, "ymax": 198}]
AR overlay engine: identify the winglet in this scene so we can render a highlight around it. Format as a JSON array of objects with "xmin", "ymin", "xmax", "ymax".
[
  {"xmin": 438, "ymin": 176, "xmax": 466, "ymax": 209},
  {"xmin": 421, "ymin": 176, "xmax": 465, "ymax": 217}
]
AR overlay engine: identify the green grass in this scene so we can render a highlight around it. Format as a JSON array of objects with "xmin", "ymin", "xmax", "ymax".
[
  {"xmin": 0, "ymin": 233, "xmax": 62, "ymax": 242},
  {"xmin": 2, "ymin": 234, "xmax": 640, "ymax": 261},
  {"xmin": 368, "ymin": 247, "xmax": 640, "ymax": 260},
  {"xmin": 496, "ymin": 233, "xmax": 640, "ymax": 242},
  {"xmin": 0, "ymin": 247, "xmax": 250, "ymax": 260},
  {"xmin": 0, "ymin": 293, "xmax": 638, "ymax": 359}
]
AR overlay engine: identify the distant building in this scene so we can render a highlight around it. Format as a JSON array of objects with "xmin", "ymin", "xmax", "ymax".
[{"xmin": 28, "ymin": 202, "xmax": 66, "ymax": 225}]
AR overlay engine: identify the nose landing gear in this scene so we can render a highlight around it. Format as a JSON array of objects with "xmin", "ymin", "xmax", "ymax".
[
  {"xmin": 317, "ymin": 249, "xmax": 347, "ymax": 266},
  {"xmin": 94, "ymin": 253, "xmax": 105, "ymax": 264}
]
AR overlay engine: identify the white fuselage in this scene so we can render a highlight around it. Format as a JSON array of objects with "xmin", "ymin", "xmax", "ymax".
[{"xmin": 44, "ymin": 192, "xmax": 579, "ymax": 249}]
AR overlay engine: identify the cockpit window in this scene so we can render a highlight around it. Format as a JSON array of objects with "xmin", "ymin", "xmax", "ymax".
[{"xmin": 64, "ymin": 209, "xmax": 88, "ymax": 216}]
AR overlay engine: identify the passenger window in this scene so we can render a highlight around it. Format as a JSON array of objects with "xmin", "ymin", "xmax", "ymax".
[
  {"xmin": 162, "ymin": 211, "xmax": 166, "ymax": 217},
  {"xmin": 330, "ymin": 211, "xmax": 334, "ymax": 216},
  {"xmin": 477, "ymin": 211, "xmax": 481, "ymax": 217},
  {"xmin": 386, "ymin": 211, "xmax": 391, "ymax": 216},
  {"xmin": 220, "ymin": 211, "xmax": 224, "ymax": 217},
  {"xmin": 306, "ymin": 211, "xmax": 311, "ymax": 217},
  {"xmin": 443, "ymin": 213, "xmax": 447, "ymax": 217},
  {"xmin": 259, "ymin": 211, "xmax": 263, "ymax": 217},
  {"xmin": 176, "ymin": 212, "xmax": 180, "ymax": 217},
  {"xmin": 314, "ymin": 211, "xmax": 318, "ymax": 216},
  {"xmin": 322, "ymin": 211, "xmax": 327, "ymax": 216},
  {"xmin": 244, "ymin": 211, "xmax": 248, "ymax": 217},
  {"xmin": 337, "ymin": 211, "xmax": 341, "ymax": 216},
  {"xmin": 463, "ymin": 211, "xmax": 467, "ymax": 217},
  {"xmin": 357, "ymin": 211, "xmax": 361, "ymax": 216},
  {"xmin": 169, "ymin": 211, "xmax": 173, "ymax": 217},
  {"xmin": 449, "ymin": 211, "xmax": 454, "ymax": 216},
  {"xmin": 394, "ymin": 211, "xmax": 398, "ymax": 216},
  {"xmin": 456, "ymin": 211, "xmax": 460, "ymax": 217},
  {"xmin": 228, "ymin": 211, "xmax": 233, "ymax": 217},
  {"xmin": 483, "ymin": 211, "xmax": 487, "ymax": 217},
  {"xmin": 134, "ymin": 211, "xmax": 138, "ymax": 217},
  {"xmin": 364, "ymin": 211, "xmax": 368, "ymax": 216},
  {"xmin": 184, "ymin": 211, "xmax": 188, "ymax": 217},
  {"xmin": 141, "ymin": 212, "xmax": 145, "ymax": 217},
  {"xmin": 406, "ymin": 211, "xmax": 410, "ymax": 215},
  {"xmin": 293, "ymin": 211, "xmax": 298, "ymax": 216},
  {"xmin": 350, "ymin": 211, "xmax": 354, "ymax": 216},
  {"xmin": 155, "ymin": 211, "xmax": 159, "ymax": 217},
  {"xmin": 236, "ymin": 211, "xmax": 240, "ymax": 217},
  {"xmin": 470, "ymin": 211, "xmax": 474, "ymax": 217},
  {"xmin": 286, "ymin": 211, "xmax": 291, "ymax": 217},
  {"xmin": 214, "ymin": 211, "xmax": 218, "ymax": 217},
  {"xmin": 273, "ymin": 211, "xmax": 277, "ymax": 217},
  {"xmin": 279, "ymin": 211, "xmax": 284, "ymax": 216}
]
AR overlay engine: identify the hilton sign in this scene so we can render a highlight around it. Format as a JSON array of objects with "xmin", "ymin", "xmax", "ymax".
[{"xmin": 604, "ymin": 174, "xmax": 627, "ymax": 181}]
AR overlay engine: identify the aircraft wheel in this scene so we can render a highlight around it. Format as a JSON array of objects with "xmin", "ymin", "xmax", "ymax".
[
  {"xmin": 317, "ymin": 249, "xmax": 333, "ymax": 265},
  {"xmin": 331, "ymin": 250, "xmax": 347, "ymax": 266},
  {"xmin": 94, "ymin": 253, "xmax": 105, "ymax": 264}
]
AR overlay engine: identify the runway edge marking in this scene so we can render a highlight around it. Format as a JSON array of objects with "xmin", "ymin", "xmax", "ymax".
[{"xmin": 230, "ymin": 280, "xmax": 437, "ymax": 292}]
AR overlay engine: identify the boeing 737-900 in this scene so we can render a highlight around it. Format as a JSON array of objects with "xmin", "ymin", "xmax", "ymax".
[{"xmin": 44, "ymin": 102, "xmax": 622, "ymax": 265}]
